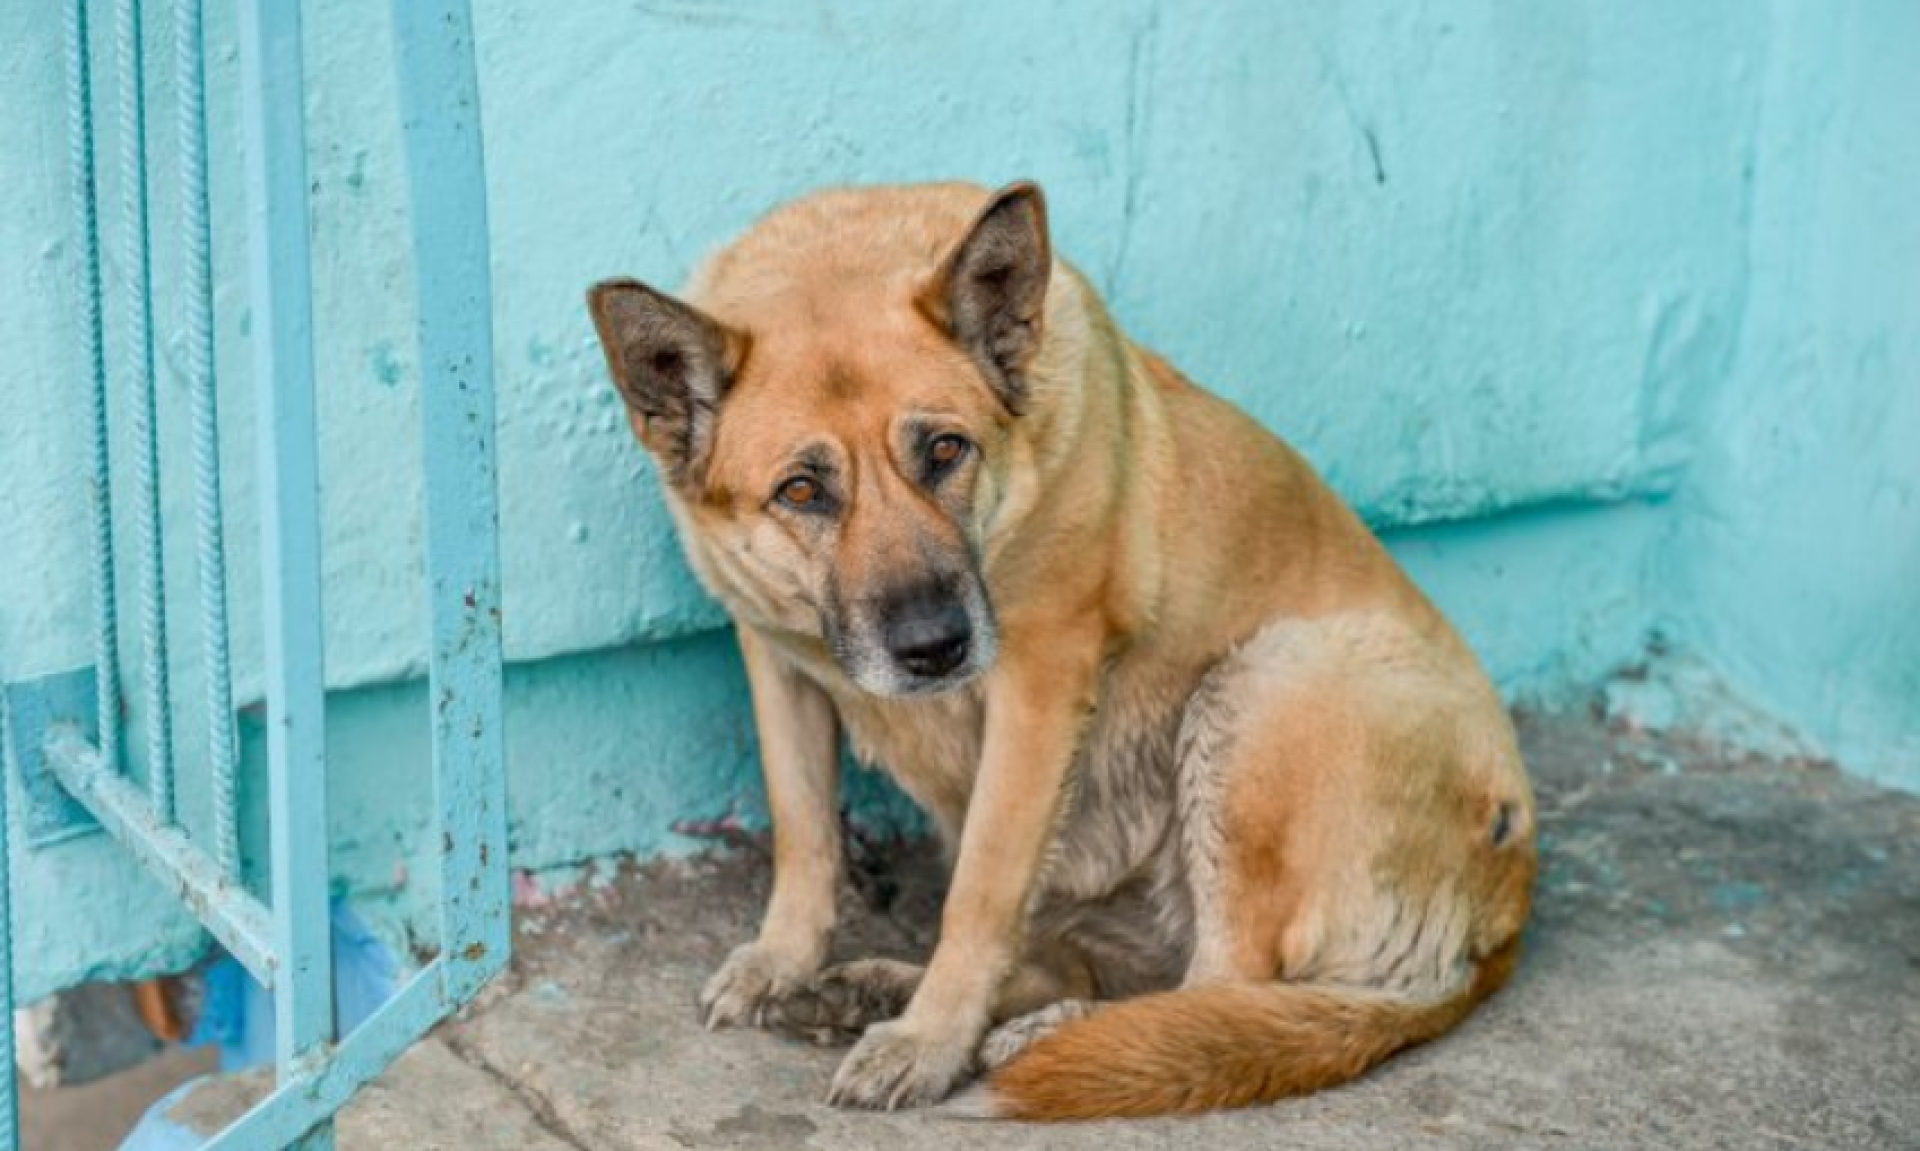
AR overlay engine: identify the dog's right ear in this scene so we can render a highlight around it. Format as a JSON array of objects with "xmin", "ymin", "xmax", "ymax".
[{"xmin": 587, "ymin": 278, "xmax": 748, "ymax": 488}]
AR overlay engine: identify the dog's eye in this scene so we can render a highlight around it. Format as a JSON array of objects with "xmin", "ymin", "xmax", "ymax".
[
  {"xmin": 777, "ymin": 476, "xmax": 821, "ymax": 508},
  {"xmin": 927, "ymin": 433, "xmax": 971, "ymax": 473}
]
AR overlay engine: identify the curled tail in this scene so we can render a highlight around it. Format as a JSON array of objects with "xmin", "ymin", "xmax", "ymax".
[{"xmin": 981, "ymin": 940, "xmax": 1521, "ymax": 1121}]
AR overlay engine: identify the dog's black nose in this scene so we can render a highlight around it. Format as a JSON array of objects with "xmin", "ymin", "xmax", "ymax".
[{"xmin": 882, "ymin": 596, "xmax": 972, "ymax": 678}]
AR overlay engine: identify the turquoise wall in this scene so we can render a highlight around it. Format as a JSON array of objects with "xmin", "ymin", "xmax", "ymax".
[
  {"xmin": 1656, "ymin": 1, "xmax": 1920, "ymax": 789},
  {"xmin": 3, "ymin": 1, "xmax": 1912, "ymax": 1000}
]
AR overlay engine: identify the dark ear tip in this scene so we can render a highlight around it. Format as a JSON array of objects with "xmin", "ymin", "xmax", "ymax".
[
  {"xmin": 588, "ymin": 279, "xmax": 667, "ymax": 331},
  {"xmin": 993, "ymin": 180, "xmax": 1046, "ymax": 215},
  {"xmin": 588, "ymin": 277, "xmax": 645, "ymax": 306}
]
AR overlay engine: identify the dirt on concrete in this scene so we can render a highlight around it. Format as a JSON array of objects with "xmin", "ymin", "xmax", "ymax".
[{"xmin": 169, "ymin": 708, "xmax": 1920, "ymax": 1149}]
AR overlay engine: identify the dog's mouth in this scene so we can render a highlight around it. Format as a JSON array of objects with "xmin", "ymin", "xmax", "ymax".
[
  {"xmin": 827, "ymin": 578, "xmax": 998, "ymax": 698},
  {"xmin": 871, "ymin": 652, "xmax": 992, "ymax": 698}
]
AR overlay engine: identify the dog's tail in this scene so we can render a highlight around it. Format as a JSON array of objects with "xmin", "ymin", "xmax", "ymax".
[{"xmin": 974, "ymin": 939, "xmax": 1520, "ymax": 1121}]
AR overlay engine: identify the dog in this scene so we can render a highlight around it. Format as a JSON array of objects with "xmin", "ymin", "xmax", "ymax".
[{"xmin": 587, "ymin": 181, "xmax": 1535, "ymax": 1120}]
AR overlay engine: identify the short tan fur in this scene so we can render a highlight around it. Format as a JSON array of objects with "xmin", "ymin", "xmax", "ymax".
[{"xmin": 587, "ymin": 181, "xmax": 1535, "ymax": 1120}]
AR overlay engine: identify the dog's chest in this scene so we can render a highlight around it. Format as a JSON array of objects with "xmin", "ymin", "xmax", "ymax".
[
  {"xmin": 832, "ymin": 687, "xmax": 986, "ymax": 840},
  {"xmin": 828, "ymin": 654, "xmax": 1197, "ymax": 886}
]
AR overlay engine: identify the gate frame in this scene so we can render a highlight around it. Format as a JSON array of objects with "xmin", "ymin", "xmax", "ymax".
[{"xmin": 1, "ymin": 1, "xmax": 508, "ymax": 1147}]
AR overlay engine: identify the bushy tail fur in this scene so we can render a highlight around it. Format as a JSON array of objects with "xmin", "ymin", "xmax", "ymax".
[{"xmin": 983, "ymin": 940, "xmax": 1520, "ymax": 1121}]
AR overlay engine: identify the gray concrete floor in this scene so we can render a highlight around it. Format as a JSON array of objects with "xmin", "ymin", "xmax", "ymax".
[
  {"xmin": 169, "ymin": 709, "xmax": 1920, "ymax": 1149},
  {"xmin": 18, "ymin": 1045, "xmax": 216, "ymax": 1151}
]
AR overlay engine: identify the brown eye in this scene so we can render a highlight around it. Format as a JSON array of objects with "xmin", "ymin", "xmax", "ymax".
[
  {"xmin": 928, "ymin": 433, "xmax": 970, "ymax": 470},
  {"xmin": 777, "ymin": 476, "xmax": 819, "ymax": 508}
]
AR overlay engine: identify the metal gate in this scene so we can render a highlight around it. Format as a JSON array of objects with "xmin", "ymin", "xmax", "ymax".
[{"xmin": 2, "ymin": 0, "xmax": 509, "ymax": 1146}]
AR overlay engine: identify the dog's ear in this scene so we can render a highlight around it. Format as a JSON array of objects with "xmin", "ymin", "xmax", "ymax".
[
  {"xmin": 587, "ymin": 278, "xmax": 748, "ymax": 487},
  {"xmin": 919, "ymin": 181, "xmax": 1051, "ymax": 414}
]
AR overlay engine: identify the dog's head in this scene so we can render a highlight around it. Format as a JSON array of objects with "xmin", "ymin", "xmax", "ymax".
[{"xmin": 588, "ymin": 182, "xmax": 1053, "ymax": 697}]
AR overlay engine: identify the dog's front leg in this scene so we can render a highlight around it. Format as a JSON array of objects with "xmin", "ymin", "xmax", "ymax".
[
  {"xmin": 828, "ymin": 631, "xmax": 1100, "ymax": 1109},
  {"xmin": 700, "ymin": 626, "xmax": 842, "ymax": 1029}
]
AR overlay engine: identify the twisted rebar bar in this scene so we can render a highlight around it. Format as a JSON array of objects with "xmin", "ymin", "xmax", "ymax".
[
  {"xmin": 71, "ymin": 0, "xmax": 125, "ymax": 773},
  {"xmin": 115, "ymin": 0, "xmax": 177, "ymax": 822},
  {"xmin": 176, "ymin": 0, "xmax": 239, "ymax": 872}
]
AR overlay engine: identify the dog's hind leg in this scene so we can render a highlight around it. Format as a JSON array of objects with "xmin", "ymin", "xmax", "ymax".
[
  {"xmin": 980, "ymin": 616, "xmax": 1537, "ymax": 1119},
  {"xmin": 1173, "ymin": 615, "xmax": 1535, "ymax": 992},
  {"xmin": 1173, "ymin": 643, "xmax": 1268, "ymax": 988}
]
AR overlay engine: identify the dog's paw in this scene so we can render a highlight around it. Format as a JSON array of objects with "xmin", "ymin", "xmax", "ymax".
[
  {"xmin": 761, "ymin": 958, "xmax": 923, "ymax": 1047},
  {"xmin": 977, "ymin": 999, "xmax": 1094, "ymax": 1071},
  {"xmin": 698, "ymin": 943, "xmax": 814, "ymax": 1030},
  {"xmin": 827, "ymin": 1019, "xmax": 977, "ymax": 1110}
]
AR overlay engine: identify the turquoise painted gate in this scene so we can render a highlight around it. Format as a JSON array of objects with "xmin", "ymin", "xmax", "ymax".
[{"xmin": 1, "ymin": 1, "xmax": 509, "ymax": 1147}]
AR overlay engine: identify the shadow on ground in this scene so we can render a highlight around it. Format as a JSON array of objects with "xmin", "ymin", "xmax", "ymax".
[{"xmin": 170, "ymin": 708, "xmax": 1920, "ymax": 1150}]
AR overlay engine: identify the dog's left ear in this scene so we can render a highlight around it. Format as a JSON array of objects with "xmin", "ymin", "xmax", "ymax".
[{"xmin": 919, "ymin": 181, "xmax": 1051, "ymax": 414}]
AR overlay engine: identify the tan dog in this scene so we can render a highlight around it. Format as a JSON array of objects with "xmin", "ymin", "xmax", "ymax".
[{"xmin": 587, "ymin": 181, "xmax": 1535, "ymax": 1120}]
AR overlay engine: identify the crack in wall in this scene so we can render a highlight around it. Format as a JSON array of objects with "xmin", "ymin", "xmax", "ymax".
[{"xmin": 1105, "ymin": 5, "xmax": 1159, "ymax": 297}]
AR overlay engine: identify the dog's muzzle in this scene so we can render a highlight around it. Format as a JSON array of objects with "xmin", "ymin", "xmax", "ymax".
[{"xmin": 880, "ymin": 590, "xmax": 973, "ymax": 679}]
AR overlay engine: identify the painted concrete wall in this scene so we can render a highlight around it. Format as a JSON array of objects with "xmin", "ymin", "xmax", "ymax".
[
  {"xmin": 2, "ymin": 1, "xmax": 1911, "ymax": 999},
  {"xmin": 1655, "ymin": 0, "xmax": 1920, "ymax": 790},
  {"xmin": 5, "ymin": 0, "xmax": 1757, "ymax": 688}
]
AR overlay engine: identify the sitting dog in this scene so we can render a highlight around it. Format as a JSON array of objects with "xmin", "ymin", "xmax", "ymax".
[{"xmin": 586, "ymin": 181, "xmax": 1535, "ymax": 1119}]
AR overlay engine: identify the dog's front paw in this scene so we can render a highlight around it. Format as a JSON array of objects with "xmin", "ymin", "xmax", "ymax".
[
  {"xmin": 698, "ymin": 943, "xmax": 813, "ymax": 1030},
  {"xmin": 761, "ymin": 958, "xmax": 923, "ymax": 1047},
  {"xmin": 827, "ymin": 1019, "xmax": 977, "ymax": 1110}
]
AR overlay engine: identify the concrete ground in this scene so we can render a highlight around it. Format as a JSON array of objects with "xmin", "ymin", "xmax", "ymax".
[
  {"xmin": 168, "ymin": 709, "xmax": 1920, "ymax": 1150},
  {"xmin": 18, "ymin": 1046, "xmax": 216, "ymax": 1151}
]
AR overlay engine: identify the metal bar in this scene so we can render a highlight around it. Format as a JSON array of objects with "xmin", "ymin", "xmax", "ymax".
[
  {"xmin": 115, "ymin": 0, "xmax": 177, "ymax": 820},
  {"xmin": 70, "ymin": 0, "xmax": 123, "ymax": 777},
  {"xmin": 390, "ymin": 0, "xmax": 510, "ymax": 1006},
  {"xmin": 202, "ymin": 959, "xmax": 455, "ymax": 1151},
  {"xmin": 175, "ymin": 0, "xmax": 240, "ymax": 876},
  {"xmin": 42, "ymin": 728, "xmax": 278, "ymax": 987},
  {"xmin": 237, "ymin": 6, "xmax": 336, "ymax": 1149},
  {"xmin": 2, "ymin": 715, "xmax": 17, "ymax": 1151}
]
